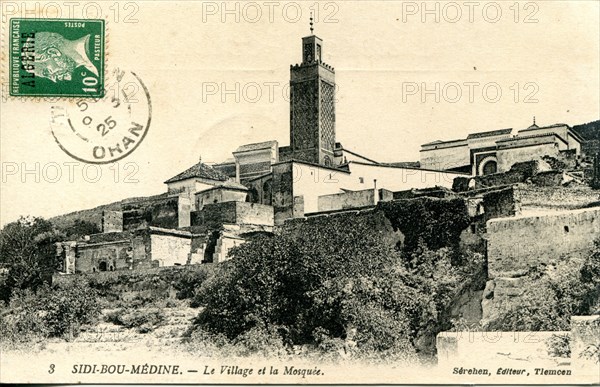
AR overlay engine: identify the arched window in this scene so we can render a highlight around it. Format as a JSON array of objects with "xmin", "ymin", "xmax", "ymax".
[{"xmin": 263, "ymin": 180, "xmax": 272, "ymax": 205}]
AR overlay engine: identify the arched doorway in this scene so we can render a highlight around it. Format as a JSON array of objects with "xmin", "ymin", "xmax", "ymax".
[
  {"xmin": 478, "ymin": 156, "xmax": 498, "ymax": 176},
  {"xmin": 98, "ymin": 261, "xmax": 107, "ymax": 271},
  {"xmin": 482, "ymin": 160, "xmax": 498, "ymax": 175}
]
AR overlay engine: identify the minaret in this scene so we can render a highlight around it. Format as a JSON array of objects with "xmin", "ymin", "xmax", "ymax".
[{"xmin": 289, "ymin": 14, "xmax": 336, "ymax": 167}]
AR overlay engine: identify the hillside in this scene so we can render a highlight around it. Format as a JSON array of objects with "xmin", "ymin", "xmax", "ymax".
[
  {"xmin": 48, "ymin": 192, "xmax": 169, "ymax": 230},
  {"xmin": 573, "ymin": 119, "xmax": 600, "ymax": 157}
]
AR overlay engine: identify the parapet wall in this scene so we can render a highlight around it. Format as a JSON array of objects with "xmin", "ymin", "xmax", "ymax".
[
  {"xmin": 317, "ymin": 188, "xmax": 375, "ymax": 212},
  {"xmin": 518, "ymin": 186, "xmax": 600, "ymax": 212}
]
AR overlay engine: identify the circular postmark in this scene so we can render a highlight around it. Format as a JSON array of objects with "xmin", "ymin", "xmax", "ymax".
[{"xmin": 50, "ymin": 69, "xmax": 151, "ymax": 164}]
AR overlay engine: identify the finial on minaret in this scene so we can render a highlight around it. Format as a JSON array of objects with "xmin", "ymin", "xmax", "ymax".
[
  {"xmin": 309, "ymin": 12, "xmax": 314, "ymax": 34},
  {"xmin": 199, "ymin": 154, "xmax": 202, "ymax": 164},
  {"xmin": 533, "ymin": 116, "xmax": 536, "ymax": 125}
]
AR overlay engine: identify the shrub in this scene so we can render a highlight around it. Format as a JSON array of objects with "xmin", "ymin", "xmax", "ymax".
[
  {"xmin": 173, "ymin": 268, "xmax": 211, "ymax": 300},
  {"xmin": 0, "ymin": 217, "xmax": 65, "ymax": 301},
  {"xmin": 43, "ymin": 281, "xmax": 101, "ymax": 338},
  {"xmin": 0, "ymin": 281, "xmax": 100, "ymax": 346},
  {"xmin": 190, "ymin": 209, "xmax": 481, "ymax": 360}
]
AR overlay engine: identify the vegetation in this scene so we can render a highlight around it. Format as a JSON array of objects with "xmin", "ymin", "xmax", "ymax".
[
  {"xmin": 0, "ymin": 216, "xmax": 102, "ymax": 302},
  {"xmin": 188, "ymin": 209, "xmax": 483, "ymax": 361},
  {"xmin": 487, "ymin": 240, "xmax": 600, "ymax": 331},
  {"xmin": 0, "ymin": 281, "xmax": 100, "ymax": 347},
  {"xmin": 1, "ymin": 206, "xmax": 598, "ymax": 363},
  {"xmin": 0, "ymin": 217, "xmax": 63, "ymax": 301}
]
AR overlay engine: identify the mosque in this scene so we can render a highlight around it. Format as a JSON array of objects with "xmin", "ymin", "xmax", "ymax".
[{"xmin": 55, "ymin": 24, "xmax": 586, "ymax": 274}]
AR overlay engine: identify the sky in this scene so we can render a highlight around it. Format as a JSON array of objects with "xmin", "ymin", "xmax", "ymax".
[{"xmin": 1, "ymin": 0, "xmax": 599, "ymax": 226}]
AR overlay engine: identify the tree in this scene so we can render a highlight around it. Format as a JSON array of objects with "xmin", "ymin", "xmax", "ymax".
[
  {"xmin": 0, "ymin": 216, "xmax": 64, "ymax": 301},
  {"xmin": 191, "ymin": 210, "xmax": 481, "ymax": 358}
]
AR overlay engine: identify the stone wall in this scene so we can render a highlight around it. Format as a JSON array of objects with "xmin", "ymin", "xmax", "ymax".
[
  {"xmin": 487, "ymin": 208, "xmax": 600, "ymax": 279},
  {"xmin": 191, "ymin": 201, "xmax": 274, "ymax": 227},
  {"xmin": 122, "ymin": 196, "xmax": 180, "ymax": 231},
  {"xmin": 178, "ymin": 196, "xmax": 191, "ymax": 228},
  {"xmin": 518, "ymin": 186, "xmax": 600, "ymax": 212},
  {"xmin": 317, "ymin": 188, "xmax": 375, "ymax": 212},
  {"xmin": 193, "ymin": 201, "xmax": 237, "ymax": 226},
  {"xmin": 149, "ymin": 230, "xmax": 192, "ymax": 266},
  {"xmin": 497, "ymin": 142, "xmax": 560, "ymax": 173},
  {"xmin": 235, "ymin": 202, "xmax": 274, "ymax": 226},
  {"xmin": 195, "ymin": 188, "xmax": 247, "ymax": 210},
  {"xmin": 271, "ymin": 162, "xmax": 295, "ymax": 224},
  {"xmin": 453, "ymin": 160, "xmax": 550, "ymax": 191},
  {"xmin": 102, "ymin": 210, "xmax": 123, "ymax": 233}
]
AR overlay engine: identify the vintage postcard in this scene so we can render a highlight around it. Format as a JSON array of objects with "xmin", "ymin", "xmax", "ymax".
[{"xmin": 1, "ymin": 0, "xmax": 599, "ymax": 385}]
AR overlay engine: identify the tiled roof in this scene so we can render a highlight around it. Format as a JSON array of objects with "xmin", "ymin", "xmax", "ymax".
[
  {"xmin": 164, "ymin": 162, "xmax": 229, "ymax": 184},
  {"xmin": 467, "ymin": 128, "xmax": 512, "ymax": 139},
  {"xmin": 234, "ymin": 141, "xmax": 277, "ymax": 153}
]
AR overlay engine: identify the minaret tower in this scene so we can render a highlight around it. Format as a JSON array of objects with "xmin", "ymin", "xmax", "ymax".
[{"xmin": 289, "ymin": 14, "xmax": 336, "ymax": 166}]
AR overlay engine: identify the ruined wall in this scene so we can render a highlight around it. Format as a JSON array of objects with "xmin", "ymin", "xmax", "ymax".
[
  {"xmin": 195, "ymin": 188, "xmax": 247, "ymax": 210},
  {"xmin": 317, "ymin": 188, "xmax": 375, "ymax": 212},
  {"xmin": 150, "ymin": 232, "xmax": 191, "ymax": 267},
  {"xmin": 69, "ymin": 229, "xmax": 156, "ymax": 273},
  {"xmin": 102, "ymin": 210, "xmax": 123, "ymax": 233},
  {"xmin": 454, "ymin": 160, "xmax": 550, "ymax": 191},
  {"xmin": 497, "ymin": 142, "xmax": 560, "ymax": 173},
  {"xmin": 518, "ymin": 186, "xmax": 600, "ymax": 212},
  {"xmin": 191, "ymin": 202, "xmax": 273, "ymax": 227},
  {"xmin": 123, "ymin": 197, "xmax": 180, "ymax": 230},
  {"xmin": 52, "ymin": 264, "xmax": 216, "ymax": 303},
  {"xmin": 235, "ymin": 202, "xmax": 274, "ymax": 226},
  {"xmin": 487, "ymin": 208, "xmax": 600, "ymax": 278},
  {"xmin": 271, "ymin": 162, "xmax": 295, "ymax": 224},
  {"xmin": 76, "ymin": 240, "xmax": 130, "ymax": 273}
]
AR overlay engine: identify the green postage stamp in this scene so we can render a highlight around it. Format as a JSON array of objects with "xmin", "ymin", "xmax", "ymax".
[{"xmin": 9, "ymin": 18, "xmax": 105, "ymax": 98}]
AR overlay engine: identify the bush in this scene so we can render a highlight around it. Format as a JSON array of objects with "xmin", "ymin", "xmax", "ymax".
[
  {"xmin": 43, "ymin": 281, "xmax": 101, "ymax": 338},
  {"xmin": 173, "ymin": 268, "xmax": 211, "ymax": 300},
  {"xmin": 0, "ymin": 217, "xmax": 65, "ymax": 302},
  {"xmin": 190, "ymin": 209, "xmax": 482, "ymax": 361},
  {"xmin": 0, "ymin": 281, "xmax": 100, "ymax": 346}
]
